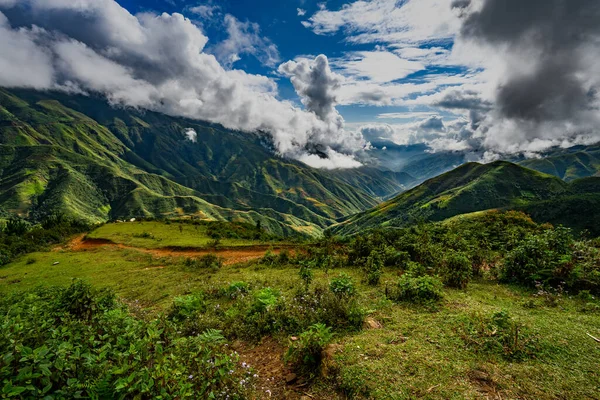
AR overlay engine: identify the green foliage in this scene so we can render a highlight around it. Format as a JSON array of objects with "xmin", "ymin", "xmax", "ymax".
[
  {"xmin": 456, "ymin": 310, "xmax": 545, "ymax": 361},
  {"xmin": 500, "ymin": 227, "xmax": 574, "ymax": 287},
  {"xmin": 168, "ymin": 294, "xmax": 206, "ymax": 322},
  {"xmin": 0, "ymin": 283, "xmax": 253, "ymax": 399},
  {"xmin": 58, "ymin": 279, "xmax": 116, "ymax": 321},
  {"xmin": 285, "ymin": 323, "xmax": 333, "ymax": 376},
  {"xmin": 392, "ymin": 273, "xmax": 444, "ymax": 304},
  {"xmin": 364, "ymin": 250, "xmax": 384, "ymax": 286},
  {"xmin": 250, "ymin": 288, "xmax": 279, "ymax": 314},
  {"xmin": 224, "ymin": 281, "xmax": 250, "ymax": 299},
  {"xmin": 442, "ymin": 251, "xmax": 473, "ymax": 289},
  {"xmin": 299, "ymin": 263, "xmax": 314, "ymax": 288},
  {"xmin": 329, "ymin": 273, "xmax": 356, "ymax": 297},
  {"xmin": 0, "ymin": 216, "xmax": 89, "ymax": 266},
  {"xmin": 184, "ymin": 254, "xmax": 223, "ymax": 270}
]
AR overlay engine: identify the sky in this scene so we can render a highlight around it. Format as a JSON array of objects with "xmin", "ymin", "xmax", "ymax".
[{"xmin": 0, "ymin": 0, "xmax": 599, "ymax": 169}]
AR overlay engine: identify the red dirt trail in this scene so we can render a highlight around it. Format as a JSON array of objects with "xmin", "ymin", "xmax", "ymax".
[{"xmin": 59, "ymin": 234, "xmax": 291, "ymax": 265}]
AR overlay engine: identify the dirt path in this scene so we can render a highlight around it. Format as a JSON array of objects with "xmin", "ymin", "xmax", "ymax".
[{"xmin": 59, "ymin": 234, "xmax": 290, "ymax": 266}]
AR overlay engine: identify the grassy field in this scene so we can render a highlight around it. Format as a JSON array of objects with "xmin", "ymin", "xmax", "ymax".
[
  {"xmin": 1, "ymin": 233, "xmax": 599, "ymax": 399},
  {"xmin": 86, "ymin": 221, "xmax": 272, "ymax": 248}
]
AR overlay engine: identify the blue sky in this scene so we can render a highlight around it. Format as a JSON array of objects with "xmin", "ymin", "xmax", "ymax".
[
  {"xmin": 0, "ymin": 0, "xmax": 597, "ymax": 168},
  {"xmin": 115, "ymin": 0, "xmax": 471, "ymax": 126}
]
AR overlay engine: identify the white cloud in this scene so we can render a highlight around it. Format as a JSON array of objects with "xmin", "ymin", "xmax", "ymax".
[
  {"xmin": 377, "ymin": 112, "xmax": 441, "ymax": 120},
  {"xmin": 297, "ymin": 8, "xmax": 306, "ymax": 16},
  {"xmin": 212, "ymin": 14, "xmax": 280, "ymax": 68},
  {"xmin": 189, "ymin": 4, "xmax": 220, "ymax": 19},
  {"xmin": 303, "ymin": 0, "xmax": 461, "ymax": 45},
  {"xmin": 0, "ymin": 0, "xmax": 365, "ymax": 170},
  {"xmin": 332, "ymin": 51, "xmax": 424, "ymax": 83},
  {"xmin": 184, "ymin": 128, "xmax": 198, "ymax": 142}
]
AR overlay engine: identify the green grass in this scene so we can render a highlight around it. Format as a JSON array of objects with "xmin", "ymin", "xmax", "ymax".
[
  {"xmin": 1, "ymin": 241, "xmax": 599, "ymax": 398},
  {"xmin": 87, "ymin": 221, "xmax": 268, "ymax": 249}
]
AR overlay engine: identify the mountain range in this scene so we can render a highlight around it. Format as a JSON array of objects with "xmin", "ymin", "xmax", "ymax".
[
  {"xmin": 0, "ymin": 89, "xmax": 412, "ymax": 236},
  {"xmin": 1, "ymin": 88, "xmax": 599, "ymax": 237},
  {"xmin": 331, "ymin": 161, "xmax": 600, "ymax": 236}
]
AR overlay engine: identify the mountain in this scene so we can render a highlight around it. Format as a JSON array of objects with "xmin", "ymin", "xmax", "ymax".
[
  {"xmin": 330, "ymin": 161, "xmax": 600, "ymax": 235},
  {"xmin": 0, "ymin": 89, "xmax": 406, "ymax": 236},
  {"xmin": 518, "ymin": 144, "xmax": 600, "ymax": 181}
]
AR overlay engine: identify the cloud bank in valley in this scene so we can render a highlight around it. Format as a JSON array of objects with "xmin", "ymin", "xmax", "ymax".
[{"xmin": 0, "ymin": 0, "xmax": 367, "ymax": 169}]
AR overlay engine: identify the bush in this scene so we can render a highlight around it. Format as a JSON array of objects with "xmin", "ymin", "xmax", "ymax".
[
  {"xmin": 58, "ymin": 279, "xmax": 116, "ymax": 320},
  {"xmin": 392, "ymin": 273, "xmax": 443, "ymax": 304},
  {"xmin": 285, "ymin": 323, "xmax": 333, "ymax": 376},
  {"xmin": 250, "ymin": 288, "xmax": 279, "ymax": 314},
  {"xmin": 184, "ymin": 254, "xmax": 223, "ymax": 270},
  {"xmin": 500, "ymin": 227, "xmax": 576, "ymax": 287},
  {"xmin": 456, "ymin": 310, "xmax": 544, "ymax": 361},
  {"xmin": 224, "ymin": 281, "xmax": 250, "ymax": 299},
  {"xmin": 169, "ymin": 294, "xmax": 206, "ymax": 322},
  {"xmin": 443, "ymin": 251, "xmax": 473, "ymax": 289},
  {"xmin": 382, "ymin": 246, "xmax": 410, "ymax": 268},
  {"xmin": 261, "ymin": 249, "xmax": 278, "ymax": 266},
  {"xmin": 329, "ymin": 273, "xmax": 356, "ymax": 297},
  {"xmin": 364, "ymin": 250, "xmax": 384, "ymax": 285},
  {"xmin": 299, "ymin": 263, "xmax": 314, "ymax": 288},
  {"xmin": 0, "ymin": 284, "xmax": 254, "ymax": 399}
]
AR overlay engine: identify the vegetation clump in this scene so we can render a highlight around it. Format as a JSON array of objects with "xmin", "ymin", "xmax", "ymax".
[
  {"xmin": 391, "ymin": 273, "xmax": 444, "ymax": 304},
  {"xmin": 184, "ymin": 253, "xmax": 223, "ymax": 270},
  {"xmin": 0, "ymin": 282, "xmax": 254, "ymax": 399},
  {"xmin": 285, "ymin": 323, "xmax": 333, "ymax": 377},
  {"xmin": 456, "ymin": 310, "xmax": 545, "ymax": 361}
]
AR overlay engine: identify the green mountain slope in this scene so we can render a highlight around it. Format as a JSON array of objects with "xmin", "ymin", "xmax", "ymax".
[
  {"xmin": 0, "ymin": 89, "xmax": 393, "ymax": 236},
  {"xmin": 518, "ymin": 144, "xmax": 600, "ymax": 181},
  {"xmin": 330, "ymin": 161, "xmax": 599, "ymax": 235}
]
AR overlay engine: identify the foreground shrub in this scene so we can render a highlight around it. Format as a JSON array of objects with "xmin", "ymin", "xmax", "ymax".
[
  {"xmin": 364, "ymin": 250, "xmax": 384, "ymax": 285},
  {"xmin": 456, "ymin": 310, "xmax": 545, "ymax": 361},
  {"xmin": 224, "ymin": 281, "xmax": 250, "ymax": 299},
  {"xmin": 329, "ymin": 273, "xmax": 356, "ymax": 297},
  {"xmin": 58, "ymin": 279, "xmax": 116, "ymax": 320},
  {"xmin": 299, "ymin": 263, "xmax": 314, "ymax": 288},
  {"xmin": 391, "ymin": 273, "xmax": 443, "ymax": 304},
  {"xmin": 500, "ymin": 227, "xmax": 574, "ymax": 287},
  {"xmin": 285, "ymin": 323, "xmax": 333, "ymax": 377},
  {"xmin": 442, "ymin": 251, "xmax": 473, "ymax": 289},
  {"xmin": 0, "ymin": 283, "xmax": 254, "ymax": 399},
  {"xmin": 169, "ymin": 293, "xmax": 206, "ymax": 322}
]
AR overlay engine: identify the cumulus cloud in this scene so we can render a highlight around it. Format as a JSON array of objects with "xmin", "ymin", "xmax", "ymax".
[
  {"xmin": 278, "ymin": 55, "xmax": 343, "ymax": 129},
  {"xmin": 331, "ymin": 51, "xmax": 424, "ymax": 83},
  {"xmin": 302, "ymin": 0, "xmax": 461, "ymax": 45},
  {"xmin": 297, "ymin": 8, "xmax": 306, "ymax": 17},
  {"xmin": 302, "ymin": 0, "xmax": 600, "ymax": 159},
  {"xmin": 211, "ymin": 14, "xmax": 280, "ymax": 68},
  {"xmin": 184, "ymin": 128, "xmax": 197, "ymax": 142},
  {"xmin": 0, "ymin": 0, "xmax": 365, "ymax": 169},
  {"xmin": 450, "ymin": 0, "xmax": 600, "ymax": 155}
]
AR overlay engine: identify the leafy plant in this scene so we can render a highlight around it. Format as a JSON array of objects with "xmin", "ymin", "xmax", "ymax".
[
  {"xmin": 443, "ymin": 251, "xmax": 472, "ymax": 289},
  {"xmin": 299, "ymin": 263, "xmax": 314, "ymax": 289},
  {"xmin": 250, "ymin": 288, "xmax": 279, "ymax": 314},
  {"xmin": 329, "ymin": 273, "xmax": 356, "ymax": 297},
  {"xmin": 285, "ymin": 323, "xmax": 333, "ymax": 376},
  {"xmin": 391, "ymin": 273, "xmax": 444, "ymax": 304},
  {"xmin": 169, "ymin": 293, "xmax": 206, "ymax": 322},
  {"xmin": 456, "ymin": 310, "xmax": 545, "ymax": 361},
  {"xmin": 364, "ymin": 250, "xmax": 384, "ymax": 286}
]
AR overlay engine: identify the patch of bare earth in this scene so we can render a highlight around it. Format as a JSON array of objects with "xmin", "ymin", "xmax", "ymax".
[{"xmin": 59, "ymin": 235, "xmax": 291, "ymax": 266}]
